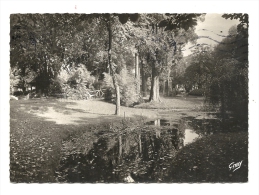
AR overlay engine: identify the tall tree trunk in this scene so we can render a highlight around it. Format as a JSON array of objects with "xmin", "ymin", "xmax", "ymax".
[
  {"xmin": 107, "ymin": 61, "xmax": 110, "ymax": 74},
  {"xmin": 141, "ymin": 60, "xmax": 147, "ymax": 97},
  {"xmin": 22, "ymin": 86, "xmax": 26, "ymax": 94},
  {"xmin": 108, "ymin": 15, "xmax": 120, "ymax": 115},
  {"xmin": 149, "ymin": 75, "xmax": 160, "ymax": 101},
  {"xmin": 162, "ymin": 80, "xmax": 166, "ymax": 96},
  {"xmin": 156, "ymin": 77, "xmax": 159, "ymax": 99},
  {"xmin": 167, "ymin": 69, "xmax": 171, "ymax": 97},
  {"xmin": 149, "ymin": 61, "xmax": 160, "ymax": 102},
  {"xmin": 113, "ymin": 78, "xmax": 120, "ymax": 115},
  {"xmin": 135, "ymin": 53, "xmax": 140, "ymax": 94},
  {"xmin": 21, "ymin": 67, "xmax": 26, "ymax": 94}
]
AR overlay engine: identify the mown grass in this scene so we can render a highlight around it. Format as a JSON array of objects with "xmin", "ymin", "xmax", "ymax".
[{"xmin": 135, "ymin": 96, "xmax": 204, "ymax": 110}]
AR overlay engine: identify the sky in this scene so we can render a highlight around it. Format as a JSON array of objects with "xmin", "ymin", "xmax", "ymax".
[{"xmin": 182, "ymin": 13, "xmax": 240, "ymax": 56}]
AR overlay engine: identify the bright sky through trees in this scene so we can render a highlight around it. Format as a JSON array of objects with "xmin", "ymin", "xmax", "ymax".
[{"xmin": 183, "ymin": 13, "xmax": 240, "ymax": 56}]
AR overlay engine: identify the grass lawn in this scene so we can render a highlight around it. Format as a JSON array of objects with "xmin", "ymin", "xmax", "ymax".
[
  {"xmin": 10, "ymin": 98, "xmax": 248, "ymax": 183},
  {"xmin": 135, "ymin": 96, "xmax": 204, "ymax": 110}
]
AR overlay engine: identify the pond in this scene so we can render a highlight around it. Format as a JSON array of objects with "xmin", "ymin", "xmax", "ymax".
[{"xmin": 56, "ymin": 115, "xmax": 221, "ymax": 183}]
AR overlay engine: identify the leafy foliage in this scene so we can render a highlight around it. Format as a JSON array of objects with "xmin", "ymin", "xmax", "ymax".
[
  {"xmin": 131, "ymin": 14, "xmax": 202, "ymax": 101},
  {"xmin": 188, "ymin": 88, "xmax": 205, "ymax": 96},
  {"xmin": 159, "ymin": 14, "xmax": 205, "ymax": 31},
  {"xmin": 204, "ymin": 23, "xmax": 248, "ymax": 125},
  {"xmin": 57, "ymin": 65, "xmax": 96, "ymax": 99},
  {"xmin": 48, "ymin": 78, "xmax": 63, "ymax": 95},
  {"xmin": 9, "ymin": 13, "xmax": 249, "ymax": 184},
  {"xmin": 10, "ymin": 13, "xmax": 204, "ymax": 104},
  {"xmin": 182, "ymin": 51, "xmax": 214, "ymax": 92},
  {"xmin": 10, "ymin": 14, "xmax": 104, "ymax": 95},
  {"xmin": 222, "ymin": 13, "xmax": 248, "ymax": 33},
  {"xmin": 103, "ymin": 67, "xmax": 141, "ymax": 106}
]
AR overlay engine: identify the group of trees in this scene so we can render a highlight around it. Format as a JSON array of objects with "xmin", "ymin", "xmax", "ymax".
[
  {"xmin": 208, "ymin": 14, "xmax": 248, "ymax": 125},
  {"xmin": 10, "ymin": 13, "xmax": 248, "ymax": 124},
  {"xmin": 174, "ymin": 14, "xmax": 248, "ymax": 125},
  {"xmin": 10, "ymin": 13, "xmax": 204, "ymax": 114}
]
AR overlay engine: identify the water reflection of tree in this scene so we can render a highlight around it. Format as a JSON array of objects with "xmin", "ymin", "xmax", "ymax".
[
  {"xmin": 57, "ymin": 136, "xmax": 116, "ymax": 182},
  {"xmin": 57, "ymin": 126, "xmax": 186, "ymax": 183},
  {"xmin": 112, "ymin": 128, "xmax": 184, "ymax": 182},
  {"xmin": 181, "ymin": 117, "xmax": 221, "ymax": 136},
  {"xmin": 57, "ymin": 117, "xmax": 241, "ymax": 183}
]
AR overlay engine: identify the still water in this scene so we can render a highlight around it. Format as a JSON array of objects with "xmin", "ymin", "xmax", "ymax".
[
  {"xmin": 56, "ymin": 116, "xmax": 220, "ymax": 183},
  {"xmin": 184, "ymin": 129, "xmax": 199, "ymax": 146}
]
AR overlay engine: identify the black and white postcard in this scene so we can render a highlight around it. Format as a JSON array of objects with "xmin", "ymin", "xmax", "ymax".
[{"xmin": 1, "ymin": 1, "xmax": 258, "ymax": 195}]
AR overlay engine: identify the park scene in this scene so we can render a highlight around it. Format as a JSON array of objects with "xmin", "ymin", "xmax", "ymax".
[{"xmin": 10, "ymin": 13, "xmax": 248, "ymax": 183}]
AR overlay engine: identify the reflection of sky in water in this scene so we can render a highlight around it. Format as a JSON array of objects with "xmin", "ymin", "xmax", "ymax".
[{"xmin": 184, "ymin": 129, "xmax": 199, "ymax": 146}]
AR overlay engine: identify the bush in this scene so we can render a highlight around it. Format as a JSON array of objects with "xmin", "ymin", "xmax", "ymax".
[
  {"xmin": 49, "ymin": 78, "xmax": 63, "ymax": 95},
  {"xmin": 57, "ymin": 65, "xmax": 96, "ymax": 100},
  {"xmin": 104, "ymin": 87, "xmax": 115, "ymax": 102},
  {"xmin": 62, "ymin": 83, "xmax": 93, "ymax": 100},
  {"xmin": 188, "ymin": 88, "xmax": 205, "ymax": 96},
  {"xmin": 92, "ymin": 80, "xmax": 104, "ymax": 90},
  {"xmin": 171, "ymin": 88, "xmax": 179, "ymax": 97},
  {"xmin": 103, "ymin": 68, "xmax": 142, "ymax": 107},
  {"xmin": 13, "ymin": 91, "xmax": 24, "ymax": 96}
]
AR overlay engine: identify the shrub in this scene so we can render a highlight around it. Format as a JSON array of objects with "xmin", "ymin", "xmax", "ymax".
[
  {"xmin": 171, "ymin": 88, "xmax": 179, "ymax": 97},
  {"xmin": 92, "ymin": 80, "xmax": 104, "ymax": 90},
  {"xmin": 104, "ymin": 87, "xmax": 115, "ymax": 102},
  {"xmin": 57, "ymin": 65, "xmax": 96, "ymax": 100},
  {"xmin": 188, "ymin": 88, "xmax": 205, "ymax": 96},
  {"xmin": 103, "ymin": 68, "xmax": 142, "ymax": 107},
  {"xmin": 49, "ymin": 78, "xmax": 63, "ymax": 95},
  {"xmin": 62, "ymin": 83, "xmax": 93, "ymax": 100},
  {"xmin": 13, "ymin": 91, "xmax": 24, "ymax": 96}
]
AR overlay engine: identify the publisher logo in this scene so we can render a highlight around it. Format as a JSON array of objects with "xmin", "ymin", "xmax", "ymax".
[{"xmin": 229, "ymin": 160, "xmax": 243, "ymax": 172}]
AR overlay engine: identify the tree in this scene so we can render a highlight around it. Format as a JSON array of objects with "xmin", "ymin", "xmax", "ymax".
[
  {"xmin": 183, "ymin": 50, "xmax": 214, "ymax": 92},
  {"xmin": 142, "ymin": 14, "xmax": 204, "ymax": 101},
  {"xmin": 10, "ymin": 14, "xmax": 103, "ymax": 96},
  {"xmin": 203, "ymin": 17, "xmax": 248, "ymax": 128},
  {"xmin": 87, "ymin": 13, "xmax": 140, "ymax": 115},
  {"xmin": 10, "ymin": 14, "xmax": 80, "ymax": 95}
]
